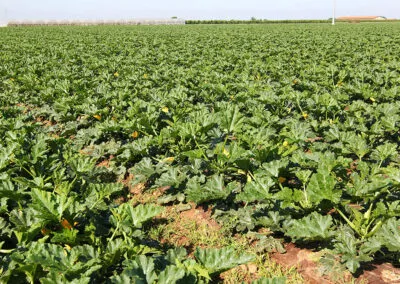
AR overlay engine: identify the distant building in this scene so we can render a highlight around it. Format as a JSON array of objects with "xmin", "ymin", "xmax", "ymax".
[{"xmin": 337, "ymin": 16, "xmax": 387, "ymax": 21}]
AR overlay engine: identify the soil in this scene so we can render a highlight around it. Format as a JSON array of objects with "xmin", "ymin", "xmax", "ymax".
[
  {"xmin": 178, "ymin": 204, "xmax": 220, "ymax": 231},
  {"xmin": 158, "ymin": 203, "xmax": 221, "ymax": 254},
  {"xmin": 271, "ymin": 243, "xmax": 400, "ymax": 283},
  {"xmin": 272, "ymin": 243, "xmax": 340, "ymax": 284},
  {"xmin": 361, "ymin": 263, "xmax": 400, "ymax": 283}
]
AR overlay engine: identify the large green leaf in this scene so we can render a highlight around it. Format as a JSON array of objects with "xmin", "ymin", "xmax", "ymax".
[
  {"xmin": 367, "ymin": 218, "xmax": 400, "ymax": 252},
  {"xmin": 31, "ymin": 189, "xmax": 74, "ymax": 223},
  {"xmin": 111, "ymin": 203, "xmax": 163, "ymax": 229},
  {"xmin": 25, "ymin": 243, "xmax": 102, "ymax": 278},
  {"xmin": 85, "ymin": 183, "xmax": 123, "ymax": 211},
  {"xmin": 194, "ymin": 247, "xmax": 254, "ymax": 274},
  {"xmin": 158, "ymin": 265, "xmax": 186, "ymax": 284},
  {"xmin": 236, "ymin": 176, "xmax": 275, "ymax": 202},
  {"xmin": 186, "ymin": 175, "xmax": 238, "ymax": 203},
  {"xmin": 306, "ymin": 173, "xmax": 341, "ymax": 205},
  {"xmin": 284, "ymin": 212, "xmax": 335, "ymax": 241}
]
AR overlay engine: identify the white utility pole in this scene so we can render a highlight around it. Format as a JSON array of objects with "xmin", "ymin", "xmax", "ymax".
[{"xmin": 332, "ymin": 0, "xmax": 336, "ymax": 25}]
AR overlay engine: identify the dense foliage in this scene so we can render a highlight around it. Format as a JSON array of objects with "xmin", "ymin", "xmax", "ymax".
[{"xmin": 1, "ymin": 23, "xmax": 400, "ymax": 282}]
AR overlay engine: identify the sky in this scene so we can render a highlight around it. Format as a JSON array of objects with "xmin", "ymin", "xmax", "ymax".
[{"xmin": 0, "ymin": 0, "xmax": 399, "ymax": 22}]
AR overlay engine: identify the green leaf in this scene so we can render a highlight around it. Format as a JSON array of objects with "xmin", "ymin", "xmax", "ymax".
[
  {"xmin": 186, "ymin": 175, "xmax": 238, "ymax": 203},
  {"xmin": 51, "ymin": 228, "xmax": 78, "ymax": 245},
  {"xmin": 284, "ymin": 212, "xmax": 335, "ymax": 241},
  {"xmin": 334, "ymin": 226, "xmax": 372, "ymax": 273},
  {"xmin": 40, "ymin": 272, "xmax": 90, "ymax": 284},
  {"xmin": 342, "ymin": 134, "xmax": 369, "ymax": 160},
  {"xmin": 31, "ymin": 188, "xmax": 75, "ymax": 224},
  {"xmin": 104, "ymin": 238, "xmax": 125, "ymax": 267},
  {"xmin": 194, "ymin": 247, "xmax": 254, "ymax": 274},
  {"xmin": 221, "ymin": 105, "xmax": 245, "ymax": 133},
  {"xmin": 179, "ymin": 258, "xmax": 211, "ymax": 280},
  {"xmin": 251, "ymin": 277, "xmax": 286, "ymax": 284},
  {"xmin": 0, "ymin": 142, "xmax": 18, "ymax": 171},
  {"xmin": 262, "ymin": 159, "xmax": 289, "ymax": 178},
  {"xmin": 119, "ymin": 255, "xmax": 157, "ymax": 284},
  {"xmin": 9, "ymin": 208, "xmax": 37, "ymax": 232},
  {"xmin": 158, "ymin": 265, "xmax": 186, "ymax": 284},
  {"xmin": 134, "ymin": 255, "xmax": 158, "ymax": 284},
  {"xmin": 370, "ymin": 142, "xmax": 397, "ymax": 162},
  {"xmin": 111, "ymin": 203, "xmax": 163, "ymax": 229},
  {"xmin": 69, "ymin": 156, "xmax": 97, "ymax": 175},
  {"xmin": 274, "ymin": 187, "xmax": 303, "ymax": 209},
  {"xmin": 343, "ymin": 258, "xmax": 361, "ymax": 274},
  {"xmin": 30, "ymin": 134, "xmax": 49, "ymax": 164},
  {"xmin": 0, "ymin": 180, "xmax": 25, "ymax": 200},
  {"xmin": 154, "ymin": 167, "xmax": 187, "ymax": 188},
  {"xmin": 26, "ymin": 243, "xmax": 102, "ymax": 278},
  {"xmin": 236, "ymin": 176, "xmax": 274, "ymax": 202},
  {"xmin": 295, "ymin": 170, "xmax": 312, "ymax": 185},
  {"xmin": 9, "ymin": 208, "xmax": 42, "ymax": 244},
  {"xmin": 369, "ymin": 218, "xmax": 400, "ymax": 252},
  {"xmin": 129, "ymin": 157, "xmax": 156, "ymax": 184},
  {"xmin": 214, "ymin": 207, "xmax": 256, "ymax": 232},
  {"xmin": 30, "ymin": 189, "xmax": 60, "ymax": 222},
  {"xmin": 307, "ymin": 173, "xmax": 340, "ymax": 205},
  {"xmin": 165, "ymin": 247, "xmax": 187, "ymax": 264},
  {"xmin": 109, "ymin": 274, "xmax": 134, "ymax": 284},
  {"xmin": 256, "ymin": 211, "xmax": 286, "ymax": 232},
  {"xmin": 85, "ymin": 183, "xmax": 123, "ymax": 211}
]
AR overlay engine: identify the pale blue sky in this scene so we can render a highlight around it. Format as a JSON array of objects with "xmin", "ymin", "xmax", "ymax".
[{"xmin": 1, "ymin": 0, "xmax": 399, "ymax": 21}]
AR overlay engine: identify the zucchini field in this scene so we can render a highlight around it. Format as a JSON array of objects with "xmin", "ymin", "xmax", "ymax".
[{"xmin": 1, "ymin": 23, "xmax": 400, "ymax": 283}]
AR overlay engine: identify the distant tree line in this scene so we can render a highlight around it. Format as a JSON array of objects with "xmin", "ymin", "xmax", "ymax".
[{"xmin": 186, "ymin": 19, "xmax": 400, "ymax": 25}]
